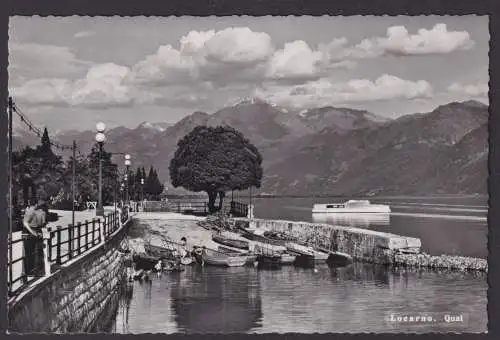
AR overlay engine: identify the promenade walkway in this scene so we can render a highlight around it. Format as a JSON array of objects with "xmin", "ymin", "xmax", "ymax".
[
  {"xmin": 47, "ymin": 207, "xmax": 119, "ymax": 228},
  {"xmin": 8, "ymin": 207, "xmax": 129, "ymax": 301}
]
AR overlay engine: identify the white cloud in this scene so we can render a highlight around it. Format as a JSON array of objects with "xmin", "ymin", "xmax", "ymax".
[
  {"xmin": 127, "ymin": 45, "xmax": 196, "ymax": 86},
  {"xmin": 126, "ymin": 24, "xmax": 473, "ymax": 90},
  {"xmin": 11, "ymin": 63, "xmax": 161, "ymax": 109},
  {"xmin": 127, "ymin": 27, "xmax": 275, "ymax": 87},
  {"xmin": 202, "ymin": 27, "xmax": 274, "ymax": 64},
  {"xmin": 9, "ymin": 42, "xmax": 92, "ymax": 79},
  {"xmin": 361, "ymin": 23, "xmax": 474, "ymax": 56},
  {"xmin": 319, "ymin": 23, "xmax": 474, "ymax": 62},
  {"xmin": 11, "ymin": 78, "xmax": 73, "ymax": 106},
  {"xmin": 127, "ymin": 27, "xmax": 354, "ymax": 88},
  {"xmin": 447, "ymin": 82, "xmax": 488, "ymax": 97},
  {"xmin": 266, "ymin": 40, "xmax": 324, "ymax": 81},
  {"xmin": 9, "ymin": 24, "xmax": 473, "ymax": 111},
  {"xmin": 254, "ymin": 74, "xmax": 433, "ymax": 109}
]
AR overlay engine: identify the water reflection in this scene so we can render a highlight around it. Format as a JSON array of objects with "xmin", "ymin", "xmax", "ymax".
[
  {"xmin": 116, "ymin": 281, "xmax": 134, "ymax": 333},
  {"xmin": 110, "ymin": 262, "xmax": 486, "ymax": 333},
  {"xmin": 312, "ymin": 212, "xmax": 391, "ymax": 227},
  {"xmin": 170, "ymin": 266, "xmax": 262, "ymax": 333}
]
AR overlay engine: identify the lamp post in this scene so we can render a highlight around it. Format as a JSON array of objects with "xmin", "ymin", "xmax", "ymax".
[
  {"xmin": 141, "ymin": 177, "xmax": 144, "ymax": 200},
  {"xmin": 120, "ymin": 183, "xmax": 125, "ymax": 206},
  {"xmin": 124, "ymin": 154, "xmax": 131, "ymax": 207},
  {"xmin": 95, "ymin": 122, "xmax": 106, "ymax": 216}
]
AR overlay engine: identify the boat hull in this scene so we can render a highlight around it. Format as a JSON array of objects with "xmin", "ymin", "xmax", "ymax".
[
  {"xmin": 193, "ymin": 248, "xmax": 248, "ymax": 267},
  {"xmin": 312, "ymin": 200, "xmax": 391, "ymax": 214},
  {"xmin": 145, "ymin": 243, "xmax": 175, "ymax": 258},
  {"xmin": 212, "ymin": 234, "xmax": 250, "ymax": 250},
  {"xmin": 217, "ymin": 246, "xmax": 257, "ymax": 265},
  {"xmin": 312, "ymin": 206, "xmax": 391, "ymax": 214},
  {"xmin": 326, "ymin": 251, "xmax": 353, "ymax": 267},
  {"xmin": 280, "ymin": 253, "xmax": 297, "ymax": 265},
  {"xmin": 133, "ymin": 254, "xmax": 160, "ymax": 271},
  {"xmin": 146, "ymin": 243, "xmax": 194, "ymax": 265},
  {"xmin": 257, "ymin": 254, "xmax": 282, "ymax": 269}
]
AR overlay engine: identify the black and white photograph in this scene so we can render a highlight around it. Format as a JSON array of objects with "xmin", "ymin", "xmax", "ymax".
[{"xmin": 6, "ymin": 15, "xmax": 488, "ymax": 333}]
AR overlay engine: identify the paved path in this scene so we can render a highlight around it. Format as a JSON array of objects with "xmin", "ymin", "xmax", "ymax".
[{"xmin": 47, "ymin": 208, "xmax": 117, "ymax": 228}]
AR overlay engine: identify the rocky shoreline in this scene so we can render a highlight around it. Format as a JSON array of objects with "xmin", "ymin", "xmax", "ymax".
[{"xmin": 393, "ymin": 252, "xmax": 488, "ymax": 272}]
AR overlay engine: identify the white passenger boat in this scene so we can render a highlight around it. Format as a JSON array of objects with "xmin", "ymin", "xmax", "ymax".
[
  {"xmin": 312, "ymin": 200, "xmax": 391, "ymax": 214},
  {"xmin": 312, "ymin": 212, "xmax": 391, "ymax": 227}
]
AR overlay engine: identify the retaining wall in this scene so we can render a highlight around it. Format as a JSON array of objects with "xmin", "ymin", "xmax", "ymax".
[
  {"xmin": 8, "ymin": 219, "xmax": 130, "ymax": 333},
  {"xmin": 234, "ymin": 218, "xmax": 422, "ymax": 264}
]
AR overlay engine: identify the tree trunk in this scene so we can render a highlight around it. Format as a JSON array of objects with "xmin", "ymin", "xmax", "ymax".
[
  {"xmin": 217, "ymin": 191, "xmax": 225, "ymax": 211},
  {"xmin": 207, "ymin": 190, "xmax": 218, "ymax": 214}
]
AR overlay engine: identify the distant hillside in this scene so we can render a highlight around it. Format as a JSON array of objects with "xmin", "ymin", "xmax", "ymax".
[
  {"xmin": 262, "ymin": 100, "xmax": 488, "ymax": 196},
  {"xmin": 12, "ymin": 99, "xmax": 488, "ymax": 196}
]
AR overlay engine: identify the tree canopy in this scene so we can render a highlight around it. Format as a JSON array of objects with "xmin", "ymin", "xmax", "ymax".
[{"xmin": 169, "ymin": 125, "xmax": 263, "ymax": 212}]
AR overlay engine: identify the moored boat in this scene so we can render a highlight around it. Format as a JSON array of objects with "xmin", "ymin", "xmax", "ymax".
[
  {"xmin": 217, "ymin": 245, "xmax": 258, "ymax": 265},
  {"xmin": 264, "ymin": 232, "xmax": 328, "ymax": 264},
  {"xmin": 193, "ymin": 247, "xmax": 248, "ymax": 267},
  {"xmin": 212, "ymin": 233, "xmax": 250, "ymax": 250},
  {"xmin": 279, "ymin": 253, "xmax": 297, "ymax": 265},
  {"xmin": 312, "ymin": 200, "xmax": 391, "ymax": 214},
  {"xmin": 256, "ymin": 254, "xmax": 282, "ymax": 269},
  {"xmin": 145, "ymin": 238, "xmax": 194, "ymax": 264},
  {"xmin": 326, "ymin": 250, "xmax": 353, "ymax": 267},
  {"xmin": 145, "ymin": 243, "xmax": 175, "ymax": 259},
  {"xmin": 133, "ymin": 253, "xmax": 161, "ymax": 271}
]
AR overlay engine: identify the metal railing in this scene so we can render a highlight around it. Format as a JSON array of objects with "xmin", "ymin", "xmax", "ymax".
[
  {"xmin": 230, "ymin": 201, "xmax": 249, "ymax": 217},
  {"xmin": 7, "ymin": 208, "xmax": 130, "ymax": 297},
  {"xmin": 143, "ymin": 199, "xmax": 246, "ymax": 216},
  {"xmin": 143, "ymin": 200, "xmax": 212, "ymax": 214},
  {"xmin": 8, "ymin": 231, "xmax": 32, "ymax": 296}
]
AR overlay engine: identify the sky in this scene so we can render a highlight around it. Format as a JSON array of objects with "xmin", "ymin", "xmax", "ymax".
[{"xmin": 8, "ymin": 15, "xmax": 489, "ymax": 132}]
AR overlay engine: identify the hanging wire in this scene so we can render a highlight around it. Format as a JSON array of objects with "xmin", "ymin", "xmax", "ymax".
[{"xmin": 12, "ymin": 101, "xmax": 77, "ymax": 152}]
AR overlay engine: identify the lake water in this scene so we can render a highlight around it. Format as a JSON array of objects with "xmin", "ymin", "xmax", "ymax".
[{"xmin": 108, "ymin": 196, "xmax": 488, "ymax": 333}]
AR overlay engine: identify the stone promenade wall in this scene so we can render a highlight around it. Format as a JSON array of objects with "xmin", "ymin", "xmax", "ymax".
[{"xmin": 8, "ymin": 219, "xmax": 131, "ymax": 333}]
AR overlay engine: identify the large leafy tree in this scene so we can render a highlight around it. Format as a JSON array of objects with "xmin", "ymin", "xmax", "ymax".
[{"xmin": 169, "ymin": 125, "xmax": 263, "ymax": 213}]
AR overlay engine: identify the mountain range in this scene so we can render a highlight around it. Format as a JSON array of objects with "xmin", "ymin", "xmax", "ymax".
[{"xmin": 12, "ymin": 99, "xmax": 489, "ymax": 196}]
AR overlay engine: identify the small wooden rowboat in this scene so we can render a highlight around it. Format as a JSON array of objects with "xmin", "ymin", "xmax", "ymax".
[
  {"xmin": 145, "ymin": 241, "xmax": 194, "ymax": 265},
  {"xmin": 193, "ymin": 247, "xmax": 248, "ymax": 267},
  {"xmin": 239, "ymin": 229, "xmax": 284, "ymax": 246},
  {"xmin": 217, "ymin": 245, "xmax": 258, "ymax": 264},
  {"xmin": 212, "ymin": 234, "xmax": 250, "ymax": 250},
  {"xmin": 256, "ymin": 254, "xmax": 282, "ymax": 268},
  {"xmin": 133, "ymin": 253, "xmax": 160, "ymax": 271},
  {"xmin": 264, "ymin": 232, "xmax": 329, "ymax": 263},
  {"xmin": 280, "ymin": 253, "xmax": 297, "ymax": 265},
  {"xmin": 145, "ymin": 243, "xmax": 174, "ymax": 258}
]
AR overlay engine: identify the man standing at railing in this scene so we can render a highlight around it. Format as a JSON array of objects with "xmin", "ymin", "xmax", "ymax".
[{"xmin": 22, "ymin": 196, "xmax": 48, "ymax": 277}]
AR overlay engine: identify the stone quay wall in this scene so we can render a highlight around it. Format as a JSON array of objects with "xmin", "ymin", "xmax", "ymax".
[
  {"xmin": 234, "ymin": 218, "xmax": 422, "ymax": 264},
  {"xmin": 233, "ymin": 218, "xmax": 487, "ymax": 271},
  {"xmin": 8, "ymin": 219, "xmax": 131, "ymax": 333}
]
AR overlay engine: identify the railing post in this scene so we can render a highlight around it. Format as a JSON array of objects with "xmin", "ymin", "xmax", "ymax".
[
  {"xmin": 247, "ymin": 204, "xmax": 254, "ymax": 219},
  {"xmin": 118, "ymin": 211, "xmax": 123, "ymax": 229},
  {"xmin": 68, "ymin": 223, "xmax": 73, "ymax": 260},
  {"xmin": 76, "ymin": 222, "xmax": 81, "ymax": 256},
  {"xmin": 42, "ymin": 228, "xmax": 52, "ymax": 277},
  {"xmin": 85, "ymin": 220, "xmax": 89, "ymax": 250},
  {"xmin": 99, "ymin": 216, "xmax": 105, "ymax": 245},
  {"xmin": 55, "ymin": 227, "xmax": 61, "ymax": 265}
]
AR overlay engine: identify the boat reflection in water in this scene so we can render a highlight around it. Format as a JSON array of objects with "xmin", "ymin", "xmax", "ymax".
[
  {"xmin": 312, "ymin": 212, "xmax": 391, "ymax": 228},
  {"xmin": 170, "ymin": 266, "xmax": 262, "ymax": 333}
]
